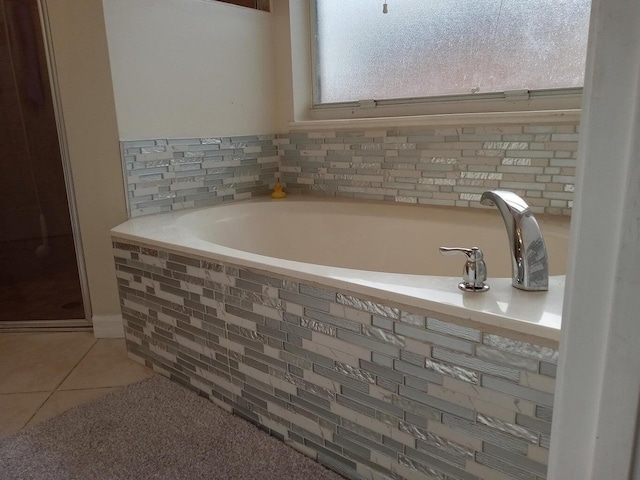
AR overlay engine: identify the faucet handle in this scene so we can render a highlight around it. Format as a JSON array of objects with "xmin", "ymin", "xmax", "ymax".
[
  {"xmin": 439, "ymin": 246, "xmax": 490, "ymax": 292},
  {"xmin": 439, "ymin": 246, "xmax": 483, "ymax": 261}
]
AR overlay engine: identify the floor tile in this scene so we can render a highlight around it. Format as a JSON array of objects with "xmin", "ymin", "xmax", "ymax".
[
  {"xmin": 0, "ymin": 392, "xmax": 50, "ymax": 439},
  {"xmin": 0, "ymin": 333, "xmax": 96, "ymax": 394},
  {"xmin": 59, "ymin": 338, "xmax": 152, "ymax": 390},
  {"xmin": 27, "ymin": 387, "xmax": 120, "ymax": 427}
]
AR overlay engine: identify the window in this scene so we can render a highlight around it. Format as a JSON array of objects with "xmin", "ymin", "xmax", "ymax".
[
  {"xmin": 216, "ymin": 0, "xmax": 269, "ymax": 12},
  {"xmin": 313, "ymin": 0, "xmax": 590, "ymax": 110}
]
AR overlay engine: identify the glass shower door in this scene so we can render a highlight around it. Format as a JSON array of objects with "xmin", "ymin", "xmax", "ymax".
[{"xmin": 0, "ymin": 0, "xmax": 86, "ymax": 323}]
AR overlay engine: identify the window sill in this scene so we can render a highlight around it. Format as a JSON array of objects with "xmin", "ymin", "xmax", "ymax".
[{"xmin": 289, "ymin": 109, "xmax": 581, "ymax": 132}]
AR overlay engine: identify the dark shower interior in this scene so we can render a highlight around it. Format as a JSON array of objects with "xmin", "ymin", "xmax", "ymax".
[{"xmin": 0, "ymin": 0, "xmax": 84, "ymax": 321}]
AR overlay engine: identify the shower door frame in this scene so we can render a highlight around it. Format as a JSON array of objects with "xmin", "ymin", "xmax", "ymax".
[{"xmin": 0, "ymin": 0, "xmax": 92, "ymax": 331}]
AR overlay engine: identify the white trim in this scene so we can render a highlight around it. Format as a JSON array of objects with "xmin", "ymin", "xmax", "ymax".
[
  {"xmin": 92, "ymin": 314, "xmax": 124, "ymax": 338},
  {"xmin": 288, "ymin": 109, "xmax": 581, "ymax": 132},
  {"xmin": 308, "ymin": 91, "xmax": 583, "ymax": 122},
  {"xmin": 37, "ymin": 0, "xmax": 92, "ymax": 321},
  {"xmin": 548, "ymin": 0, "xmax": 640, "ymax": 478},
  {"xmin": 289, "ymin": 0, "xmax": 313, "ymax": 122},
  {"xmin": 0, "ymin": 319, "xmax": 91, "ymax": 332}
]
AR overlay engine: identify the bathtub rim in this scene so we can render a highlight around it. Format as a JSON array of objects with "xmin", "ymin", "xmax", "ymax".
[
  {"xmin": 172, "ymin": 195, "xmax": 569, "ymax": 278},
  {"xmin": 111, "ymin": 198, "xmax": 565, "ymax": 342}
]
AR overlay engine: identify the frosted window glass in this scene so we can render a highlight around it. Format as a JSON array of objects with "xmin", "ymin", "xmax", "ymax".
[{"xmin": 314, "ymin": 0, "xmax": 590, "ymax": 104}]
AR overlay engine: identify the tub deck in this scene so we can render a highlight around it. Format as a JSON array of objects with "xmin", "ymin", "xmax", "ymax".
[{"xmin": 112, "ymin": 196, "xmax": 569, "ymax": 341}]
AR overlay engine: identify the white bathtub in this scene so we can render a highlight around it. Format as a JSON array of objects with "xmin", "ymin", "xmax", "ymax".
[{"xmin": 111, "ymin": 196, "xmax": 570, "ymax": 341}]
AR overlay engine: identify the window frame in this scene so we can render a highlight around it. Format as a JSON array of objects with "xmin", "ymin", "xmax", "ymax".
[
  {"xmin": 215, "ymin": 0, "xmax": 269, "ymax": 12},
  {"xmin": 308, "ymin": 0, "xmax": 584, "ymax": 121}
]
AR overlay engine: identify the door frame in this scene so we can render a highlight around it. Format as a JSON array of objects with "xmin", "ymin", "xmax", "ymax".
[{"xmin": 0, "ymin": 0, "xmax": 92, "ymax": 331}]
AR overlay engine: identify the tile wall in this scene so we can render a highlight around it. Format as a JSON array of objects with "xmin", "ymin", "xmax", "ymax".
[
  {"xmin": 122, "ymin": 135, "xmax": 279, "ymax": 217},
  {"xmin": 114, "ymin": 239, "xmax": 558, "ymax": 480},
  {"xmin": 120, "ymin": 122, "xmax": 578, "ymax": 218},
  {"xmin": 278, "ymin": 124, "xmax": 578, "ymax": 216}
]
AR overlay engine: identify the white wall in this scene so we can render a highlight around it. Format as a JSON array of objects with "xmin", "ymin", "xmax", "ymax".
[
  {"xmin": 102, "ymin": 0, "xmax": 277, "ymax": 139},
  {"xmin": 45, "ymin": 0, "xmax": 126, "ymax": 319},
  {"xmin": 271, "ymin": 0, "xmax": 312, "ymax": 129},
  {"xmin": 270, "ymin": 0, "xmax": 294, "ymax": 132},
  {"xmin": 43, "ymin": 0, "xmax": 279, "ymax": 327},
  {"xmin": 548, "ymin": 0, "xmax": 640, "ymax": 477}
]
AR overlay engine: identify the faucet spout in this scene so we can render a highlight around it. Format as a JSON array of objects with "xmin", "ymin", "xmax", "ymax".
[{"xmin": 480, "ymin": 190, "xmax": 549, "ymax": 291}]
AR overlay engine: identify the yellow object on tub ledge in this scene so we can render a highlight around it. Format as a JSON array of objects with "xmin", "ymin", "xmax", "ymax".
[{"xmin": 271, "ymin": 183, "xmax": 287, "ymax": 199}]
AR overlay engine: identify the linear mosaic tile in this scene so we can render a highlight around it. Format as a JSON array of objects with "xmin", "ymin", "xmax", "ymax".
[
  {"xmin": 398, "ymin": 454, "xmax": 447, "ymax": 480},
  {"xmin": 122, "ymin": 122, "xmax": 577, "ymax": 219},
  {"xmin": 277, "ymin": 124, "xmax": 577, "ymax": 216},
  {"xmin": 475, "ymin": 452, "xmax": 537, "ymax": 480},
  {"xmin": 122, "ymin": 135, "xmax": 278, "ymax": 217},
  {"xmin": 338, "ymin": 426, "xmax": 398, "ymax": 459},
  {"xmin": 475, "ymin": 344, "xmax": 540, "ymax": 373},
  {"xmin": 399, "ymin": 349, "xmax": 426, "ymax": 367},
  {"xmin": 395, "ymin": 323, "xmax": 474, "ymax": 354},
  {"xmin": 426, "ymin": 317, "xmax": 482, "ymax": 342},
  {"xmin": 482, "ymin": 443, "xmax": 547, "ymax": 475},
  {"xmin": 476, "ymin": 413, "xmax": 539, "ymax": 444},
  {"xmin": 415, "ymin": 439, "xmax": 468, "ymax": 468},
  {"xmin": 113, "ymin": 239, "xmax": 560, "ymax": 480},
  {"xmin": 424, "ymin": 358, "xmax": 479, "ymax": 385},
  {"xmin": 432, "ymin": 347, "xmax": 521, "ymax": 382},
  {"xmin": 483, "ymin": 334, "xmax": 559, "ymax": 364}
]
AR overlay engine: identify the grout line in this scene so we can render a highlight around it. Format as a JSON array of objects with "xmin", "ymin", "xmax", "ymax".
[
  {"xmin": 0, "ymin": 390, "xmax": 52, "ymax": 395},
  {"xmin": 22, "ymin": 337, "xmax": 99, "ymax": 428},
  {"xmin": 49, "ymin": 385, "xmax": 119, "ymax": 393}
]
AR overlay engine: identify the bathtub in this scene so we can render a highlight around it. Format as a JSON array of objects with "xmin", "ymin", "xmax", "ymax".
[
  {"xmin": 112, "ymin": 196, "xmax": 569, "ymax": 340},
  {"xmin": 112, "ymin": 196, "xmax": 568, "ymax": 480}
]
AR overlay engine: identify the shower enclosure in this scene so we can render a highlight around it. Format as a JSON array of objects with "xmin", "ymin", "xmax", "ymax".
[{"xmin": 0, "ymin": 0, "xmax": 89, "ymax": 328}]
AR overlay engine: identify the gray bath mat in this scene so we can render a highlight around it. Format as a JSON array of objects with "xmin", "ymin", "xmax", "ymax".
[{"xmin": 0, "ymin": 375, "xmax": 343, "ymax": 480}]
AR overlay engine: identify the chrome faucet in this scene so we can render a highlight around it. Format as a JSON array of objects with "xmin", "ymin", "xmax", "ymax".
[
  {"xmin": 439, "ymin": 246, "xmax": 490, "ymax": 292},
  {"xmin": 480, "ymin": 190, "xmax": 549, "ymax": 291}
]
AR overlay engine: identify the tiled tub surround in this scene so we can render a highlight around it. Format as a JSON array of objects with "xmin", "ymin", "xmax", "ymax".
[
  {"xmin": 111, "ymin": 197, "xmax": 568, "ymax": 337},
  {"xmin": 278, "ymin": 123, "xmax": 577, "ymax": 216},
  {"xmin": 122, "ymin": 135, "xmax": 279, "ymax": 217},
  {"xmin": 121, "ymin": 122, "xmax": 577, "ymax": 218},
  {"xmin": 113, "ymin": 240, "xmax": 558, "ymax": 480}
]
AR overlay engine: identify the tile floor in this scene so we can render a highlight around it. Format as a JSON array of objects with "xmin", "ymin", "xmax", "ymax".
[{"xmin": 0, "ymin": 332, "xmax": 153, "ymax": 439}]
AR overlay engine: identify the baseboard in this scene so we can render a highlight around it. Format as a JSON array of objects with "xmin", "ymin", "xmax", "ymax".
[{"xmin": 92, "ymin": 314, "xmax": 125, "ymax": 338}]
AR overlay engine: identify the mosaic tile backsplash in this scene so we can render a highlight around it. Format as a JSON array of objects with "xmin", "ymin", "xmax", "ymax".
[
  {"xmin": 121, "ymin": 122, "xmax": 577, "ymax": 218},
  {"xmin": 122, "ymin": 135, "xmax": 279, "ymax": 217},
  {"xmin": 114, "ymin": 240, "xmax": 558, "ymax": 480},
  {"xmin": 278, "ymin": 124, "xmax": 577, "ymax": 216}
]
